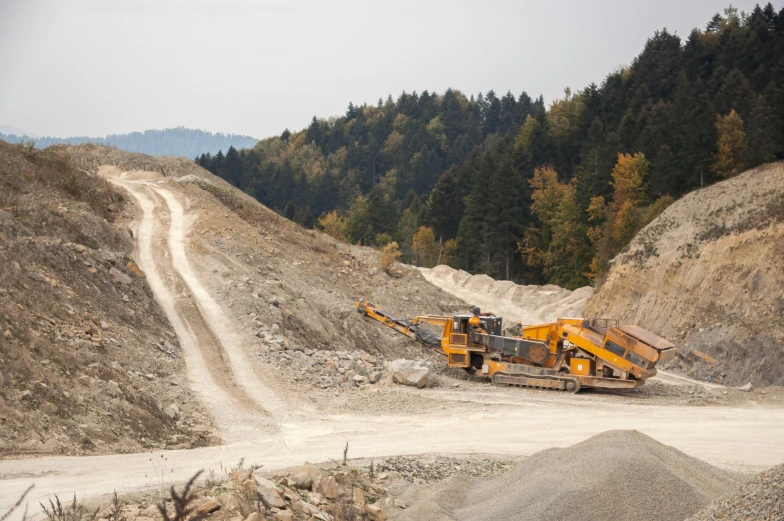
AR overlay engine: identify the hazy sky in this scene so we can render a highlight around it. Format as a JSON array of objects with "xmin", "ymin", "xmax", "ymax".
[{"xmin": 0, "ymin": 0, "xmax": 765, "ymax": 139}]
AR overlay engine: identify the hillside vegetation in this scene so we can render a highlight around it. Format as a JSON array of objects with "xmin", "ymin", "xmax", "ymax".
[
  {"xmin": 0, "ymin": 127, "xmax": 257, "ymax": 158},
  {"xmin": 197, "ymin": 4, "xmax": 784, "ymax": 289}
]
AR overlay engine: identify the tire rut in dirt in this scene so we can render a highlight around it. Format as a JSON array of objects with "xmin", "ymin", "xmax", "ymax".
[{"xmin": 144, "ymin": 186, "xmax": 270, "ymax": 419}]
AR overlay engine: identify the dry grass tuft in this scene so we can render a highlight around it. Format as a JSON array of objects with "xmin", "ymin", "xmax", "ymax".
[{"xmin": 380, "ymin": 242, "xmax": 401, "ymax": 275}]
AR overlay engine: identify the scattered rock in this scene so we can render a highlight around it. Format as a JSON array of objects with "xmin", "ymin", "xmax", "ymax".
[
  {"xmin": 255, "ymin": 477, "xmax": 285, "ymax": 508},
  {"xmin": 316, "ymin": 476, "xmax": 337, "ymax": 499},
  {"xmin": 273, "ymin": 511, "xmax": 295, "ymax": 521},
  {"xmin": 738, "ymin": 382, "xmax": 753, "ymax": 392},
  {"xmin": 292, "ymin": 500, "xmax": 319, "ymax": 516},
  {"xmin": 244, "ymin": 513, "xmax": 264, "ymax": 521},
  {"xmin": 41, "ymin": 403, "xmax": 59, "ymax": 415},
  {"xmin": 366, "ymin": 504, "xmax": 385, "ymax": 521},
  {"xmin": 192, "ymin": 499, "xmax": 221, "ymax": 517},
  {"xmin": 353, "ymin": 488, "xmax": 366, "ymax": 509},
  {"xmin": 126, "ymin": 261, "xmax": 145, "ymax": 278},
  {"xmin": 164, "ymin": 403, "xmax": 180, "ymax": 420},
  {"xmin": 109, "ymin": 267, "xmax": 133, "ymax": 285},
  {"xmin": 389, "ymin": 359, "xmax": 438, "ymax": 388}
]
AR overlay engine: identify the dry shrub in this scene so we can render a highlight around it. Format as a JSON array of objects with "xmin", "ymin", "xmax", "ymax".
[{"xmin": 381, "ymin": 241, "xmax": 401, "ymax": 274}]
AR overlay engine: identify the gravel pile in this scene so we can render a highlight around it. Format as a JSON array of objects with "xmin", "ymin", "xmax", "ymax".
[
  {"xmin": 378, "ymin": 455, "xmax": 515, "ymax": 483},
  {"xmin": 394, "ymin": 430, "xmax": 741, "ymax": 521},
  {"xmin": 688, "ymin": 464, "xmax": 783, "ymax": 520},
  {"xmin": 255, "ymin": 344, "xmax": 390, "ymax": 389}
]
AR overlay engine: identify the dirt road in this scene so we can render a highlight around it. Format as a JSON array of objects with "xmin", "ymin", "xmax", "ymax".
[{"xmin": 2, "ymin": 174, "xmax": 783, "ymax": 515}]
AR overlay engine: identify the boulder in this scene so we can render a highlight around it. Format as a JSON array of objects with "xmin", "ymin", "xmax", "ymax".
[
  {"xmin": 244, "ymin": 513, "xmax": 264, "ymax": 521},
  {"xmin": 316, "ymin": 476, "xmax": 337, "ymax": 499},
  {"xmin": 109, "ymin": 267, "xmax": 132, "ymax": 285},
  {"xmin": 126, "ymin": 261, "xmax": 145, "ymax": 278},
  {"xmin": 293, "ymin": 500, "xmax": 319, "ymax": 516},
  {"xmin": 353, "ymin": 487, "xmax": 366, "ymax": 509},
  {"xmin": 273, "ymin": 512, "xmax": 294, "ymax": 521},
  {"xmin": 192, "ymin": 499, "xmax": 221, "ymax": 517},
  {"xmin": 739, "ymin": 382, "xmax": 754, "ymax": 392},
  {"xmin": 164, "ymin": 403, "xmax": 180, "ymax": 420},
  {"xmin": 366, "ymin": 504, "xmax": 385, "ymax": 521},
  {"xmin": 254, "ymin": 477, "xmax": 285, "ymax": 508},
  {"xmin": 293, "ymin": 462, "xmax": 320, "ymax": 489},
  {"xmin": 389, "ymin": 359, "xmax": 437, "ymax": 388}
]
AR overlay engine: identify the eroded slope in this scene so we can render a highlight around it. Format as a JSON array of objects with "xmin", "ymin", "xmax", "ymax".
[
  {"xmin": 585, "ymin": 162, "xmax": 784, "ymax": 386},
  {"xmin": 0, "ymin": 142, "xmax": 213, "ymax": 457}
]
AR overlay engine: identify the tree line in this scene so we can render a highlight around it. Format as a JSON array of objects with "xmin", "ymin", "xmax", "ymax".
[{"xmin": 197, "ymin": 4, "xmax": 784, "ymax": 289}]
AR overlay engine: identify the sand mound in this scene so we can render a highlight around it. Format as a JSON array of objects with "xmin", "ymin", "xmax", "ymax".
[
  {"xmin": 420, "ymin": 265, "xmax": 592, "ymax": 325},
  {"xmin": 395, "ymin": 430, "xmax": 741, "ymax": 521}
]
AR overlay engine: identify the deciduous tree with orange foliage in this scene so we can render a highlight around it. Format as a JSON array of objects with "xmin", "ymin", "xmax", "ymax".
[
  {"xmin": 587, "ymin": 153, "xmax": 648, "ymax": 278},
  {"xmin": 712, "ymin": 109, "xmax": 747, "ymax": 178},
  {"xmin": 412, "ymin": 226, "xmax": 439, "ymax": 267},
  {"xmin": 520, "ymin": 166, "xmax": 592, "ymax": 289}
]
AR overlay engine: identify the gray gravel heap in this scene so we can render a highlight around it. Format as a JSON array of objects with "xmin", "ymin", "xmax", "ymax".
[
  {"xmin": 378, "ymin": 455, "xmax": 515, "ymax": 483},
  {"xmin": 688, "ymin": 464, "xmax": 783, "ymax": 521},
  {"xmin": 396, "ymin": 430, "xmax": 741, "ymax": 521}
]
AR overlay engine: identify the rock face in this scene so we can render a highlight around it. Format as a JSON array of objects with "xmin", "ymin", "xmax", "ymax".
[
  {"xmin": 584, "ymin": 162, "xmax": 784, "ymax": 387},
  {"xmin": 389, "ymin": 359, "xmax": 438, "ymax": 388}
]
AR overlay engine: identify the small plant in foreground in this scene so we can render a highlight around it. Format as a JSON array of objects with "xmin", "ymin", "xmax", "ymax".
[
  {"xmin": 40, "ymin": 494, "xmax": 99, "ymax": 521},
  {"xmin": 2, "ymin": 484, "xmax": 33, "ymax": 521},
  {"xmin": 156, "ymin": 471, "xmax": 206, "ymax": 521}
]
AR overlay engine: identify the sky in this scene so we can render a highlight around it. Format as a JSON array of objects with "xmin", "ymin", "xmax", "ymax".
[{"xmin": 0, "ymin": 0, "xmax": 767, "ymax": 139}]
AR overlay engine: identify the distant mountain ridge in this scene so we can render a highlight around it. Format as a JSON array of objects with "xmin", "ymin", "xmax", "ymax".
[{"xmin": 0, "ymin": 126, "xmax": 257, "ymax": 158}]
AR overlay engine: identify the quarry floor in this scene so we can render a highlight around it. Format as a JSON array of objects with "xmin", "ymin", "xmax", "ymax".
[{"xmin": 2, "ymin": 172, "xmax": 783, "ymax": 515}]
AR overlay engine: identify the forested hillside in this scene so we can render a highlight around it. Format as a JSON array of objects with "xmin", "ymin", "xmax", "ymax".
[
  {"xmin": 0, "ymin": 127, "xmax": 257, "ymax": 158},
  {"xmin": 197, "ymin": 5, "xmax": 784, "ymax": 289}
]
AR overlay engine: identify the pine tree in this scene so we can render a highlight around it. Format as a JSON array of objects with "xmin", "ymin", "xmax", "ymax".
[
  {"xmin": 744, "ymin": 92, "xmax": 777, "ymax": 167},
  {"xmin": 649, "ymin": 144, "xmax": 677, "ymax": 197}
]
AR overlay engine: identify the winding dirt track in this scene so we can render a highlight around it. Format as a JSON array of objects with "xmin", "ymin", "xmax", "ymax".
[{"xmin": 2, "ymin": 176, "xmax": 784, "ymax": 516}]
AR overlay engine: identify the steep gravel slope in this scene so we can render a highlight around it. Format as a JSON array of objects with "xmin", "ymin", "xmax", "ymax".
[{"xmin": 0, "ymin": 142, "xmax": 213, "ymax": 457}]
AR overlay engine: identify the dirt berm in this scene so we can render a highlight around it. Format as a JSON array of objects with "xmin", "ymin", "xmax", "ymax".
[
  {"xmin": 420, "ymin": 265, "xmax": 592, "ymax": 324},
  {"xmin": 585, "ymin": 162, "xmax": 784, "ymax": 387},
  {"xmin": 393, "ymin": 430, "xmax": 742, "ymax": 521}
]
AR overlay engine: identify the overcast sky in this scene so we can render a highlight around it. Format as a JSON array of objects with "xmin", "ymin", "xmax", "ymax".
[{"xmin": 0, "ymin": 0, "xmax": 765, "ymax": 139}]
